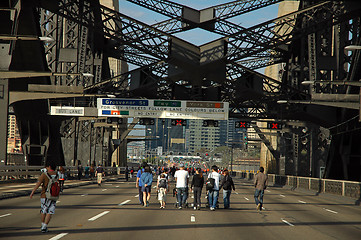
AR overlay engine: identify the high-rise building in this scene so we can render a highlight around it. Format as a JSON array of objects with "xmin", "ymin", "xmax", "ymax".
[{"xmin": 7, "ymin": 114, "xmax": 22, "ymax": 153}]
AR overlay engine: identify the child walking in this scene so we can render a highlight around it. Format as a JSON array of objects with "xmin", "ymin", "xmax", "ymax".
[{"xmin": 157, "ymin": 173, "xmax": 169, "ymax": 209}]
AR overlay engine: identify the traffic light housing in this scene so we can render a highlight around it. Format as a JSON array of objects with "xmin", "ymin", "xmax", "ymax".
[
  {"xmin": 203, "ymin": 120, "xmax": 219, "ymax": 127},
  {"xmin": 171, "ymin": 119, "xmax": 187, "ymax": 126},
  {"xmin": 267, "ymin": 122, "xmax": 282, "ymax": 129},
  {"xmin": 139, "ymin": 118, "xmax": 155, "ymax": 125},
  {"xmin": 235, "ymin": 121, "xmax": 251, "ymax": 128},
  {"xmin": 107, "ymin": 117, "xmax": 123, "ymax": 124}
]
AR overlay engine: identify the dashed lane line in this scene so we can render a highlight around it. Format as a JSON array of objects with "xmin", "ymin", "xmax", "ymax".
[
  {"xmin": 281, "ymin": 219, "xmax": 294, "ymax": 227},
  {"xmin": 88, "ymin": 211, "xmax": 110, "ymax": 221},
  {"xmin": 0, "ymin": 213, "xmax": 12, "ymax": 218},
  {"xmin": 49, "ymin": 233, "xmax": 68, "ymax": 240},
  {"xmin": 102, "ymin": 189, "xmax": 107, "ymax": 192},
  {"xmin": 279, "ymin": 194, "xmax": 286, "ymax": 198},
  {"xmin": 244, "ymin": 197, "xmax": 249, "ymax": 201},
  {"xmin": 298, "ymin": 200, "xmax": 307, "ymax": 204},
  {"xmin": 81, "ymin": 194, "xmax": 88, "ymax": 197},
  {"xmin": 323, "ymin": 208, "xmax": 338, "ymax": 214},
  {"xmin": 119, "ymin": 200, "xmax": 131, "ymax": 206}
]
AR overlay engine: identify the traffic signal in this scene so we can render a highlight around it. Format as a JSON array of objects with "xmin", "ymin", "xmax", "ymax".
[
  {"xmin": 139, "ymin": 118, "xmax": 155, "ymax": 125},
  {"xmin": 107, "ymin": 117, "xmax": 123, "ymax": 124},
  {"xmin": 203, "ymin": 120, "xmax": 219, "ymax": 127},
  {"xmin": 267, "ymin": 122, "xmax": 282, "ymax": 129},
  {"xmin": 171, "ymin": 119, "xmax": 187, "ymax": 126},
  {"xmin": 235, "ymin": 121, "xmax": 251, "ymax": 128}
]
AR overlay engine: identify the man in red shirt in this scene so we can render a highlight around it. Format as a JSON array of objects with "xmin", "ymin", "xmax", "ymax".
[{"xmin": 30, "ymin": 163, "xmax": 58, "ymax": 233}]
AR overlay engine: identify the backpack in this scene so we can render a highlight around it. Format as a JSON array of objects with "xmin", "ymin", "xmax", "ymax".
[
  {"xmin": 206, "ymin": 178, "xmax": 215, "ymax": 191},
  {"xmin": 45, "ymin": 172, "xmax": 61, "ymax": 201},
  {"xmin": 158, "ymin": 178, "xmax": 167, "ymax": 188}
]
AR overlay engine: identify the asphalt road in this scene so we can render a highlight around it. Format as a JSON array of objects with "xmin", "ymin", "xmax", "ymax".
[{"xmin": 1, "ymin": 177, "xmax": 360, "ymax": 240}]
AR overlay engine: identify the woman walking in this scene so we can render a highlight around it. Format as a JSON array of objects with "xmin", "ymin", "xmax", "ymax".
[
  {"xmin": 219, "ymin": 169, "xmax": 235, "ymax": 209},
  {"xmin": 140, "ymin": 166, "xmax": 153, "ymax": 207},
  {"xmin": 191, "ymin": 168, "xmax": 204, "ymax": 210}
]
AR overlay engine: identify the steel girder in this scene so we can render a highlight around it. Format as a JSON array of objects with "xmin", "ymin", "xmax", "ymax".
[
  {"xmin": 227, "ymin": 1, "xmax": 361, "ymax": 61},
  {"xmin": 129, "ymin": 0, "xmax": 283, "ymax": 32}
]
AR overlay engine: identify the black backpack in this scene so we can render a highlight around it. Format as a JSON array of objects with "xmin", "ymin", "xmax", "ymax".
[
  {"xmin": 206, "ymin": 178, "xmax": 215, "ymax": 191},
  {"xmin": 158, "ymin": 178, "xmax": 167, "ymax": 188}
]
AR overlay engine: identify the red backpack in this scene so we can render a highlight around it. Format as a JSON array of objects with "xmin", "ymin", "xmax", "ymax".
[{"xmin": 45, "ymin": 172, "xmax": 61, "ymax": 201}]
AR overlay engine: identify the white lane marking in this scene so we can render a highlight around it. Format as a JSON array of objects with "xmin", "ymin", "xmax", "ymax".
[
  {"xmin": 49, "ymin": 233, "xmax": 68, "ymax": 240},
  {"xmin": 323, "ymin": 208, "xmax": 338, "ymax": 214},
  {"xmin": 56, "ymin": 201, "xmax": 60, "ymax": 204},
  {"xmin": 88, "ymin": 211, "xmax": 110, "ymax": 221},
  {"xmin": 0, "ymin": 213, "xmax": 12, "ymax": 218},
  {"xmin": 191, "ymin": 215, "xmax": 195, "ymax": 222},
  {"xmin": 266, "ymin": 190, "xmax": 271, "ymax": 193},
  {"xmin": 244, "ymin": 197, "xmax": 249, "ymax": 201},
  {"xmin": 119, "ymin": 200, "xmax": 131, "ymax": 206},
  {"xmin": 279, "ymin": 194, "xmax": 285, "ymax": 198},
  {"xmin": 81, "ymin": 194, "xmax": 88, "ymax": 197},
  {"xmin": 134, "ymin": 194, "xmax": 139, "ymax": 198},
  {"xmin": 298, "ymin": 200, "xmax": 306, "ymax": 204},
  {"xmin": 116, "ymin": 186, "xmax": 120, "ymax": 188},
  {"xmin": 102, "ymin": 189, "xmax": 107, "ymax": 192},
  {"xmin": 281, "ymin": 219, "xmax": 294, "ymax": 226}
]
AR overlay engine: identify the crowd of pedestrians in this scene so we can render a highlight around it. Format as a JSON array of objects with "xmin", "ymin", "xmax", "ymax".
[{"xmin": 30, "ymin": 161, "xmax": 268, "ymax": 233}]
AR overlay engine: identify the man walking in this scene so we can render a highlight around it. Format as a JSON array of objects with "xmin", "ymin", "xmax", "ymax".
[
  {"xmin": 174, "ymin": 164, "xmax": 189, "ymax": 209},
  {"xmin": 136, "ymin": 163, "xmax": 147, "ymax": 205},
  {"xmin": 207, "ymin": 165, "xmax": 221, "ymax": 211},
  {"xmin": 30, "ymin": 163, "xmax": 58, "ymax": 233},
  {"xmin": 95, "ymin": 164, "xmax": 105, "ymax": 186},
  {"xmin": 254, "ymin": 166, "xmax": 268, "ymax": 211}
]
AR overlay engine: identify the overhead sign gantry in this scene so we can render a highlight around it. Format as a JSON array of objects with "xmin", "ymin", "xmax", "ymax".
[{"xmin": 97, "ymin": 98, "xmax": 229, "ymax": 120}]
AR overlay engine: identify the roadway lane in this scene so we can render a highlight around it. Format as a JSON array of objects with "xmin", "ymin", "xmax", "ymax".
[{"xmin": 0, "ymin": 178, "xmax": 360, "ymax": 240}]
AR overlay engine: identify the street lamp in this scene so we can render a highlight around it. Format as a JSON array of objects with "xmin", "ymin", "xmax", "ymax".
[{"xmin": 344, "ymin": 45, "xmax": 361, "ymax": 51}]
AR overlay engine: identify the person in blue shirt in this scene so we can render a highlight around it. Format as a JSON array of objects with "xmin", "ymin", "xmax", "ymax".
[
  {"xmin": 136, "ymin": 163, "xmax": 147, "ymax": 205},
  {"xmin": 140, "ymin": 166, "xmax": 153, "ymax": 207}
]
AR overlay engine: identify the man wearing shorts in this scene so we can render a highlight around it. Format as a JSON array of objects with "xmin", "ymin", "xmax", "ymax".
[{"xmin": 30, "ymin": 163, "xmax": 58, "ymax": 233}]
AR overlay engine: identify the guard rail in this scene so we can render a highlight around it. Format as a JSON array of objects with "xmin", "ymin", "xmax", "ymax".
[{"xmin": 236, "ymin": 171, "xmax": 361, "ymax": 201}]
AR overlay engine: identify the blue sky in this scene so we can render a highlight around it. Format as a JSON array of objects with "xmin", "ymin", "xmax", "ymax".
[{"xmin": 117, "ymin": 0, "xmax": 280, "ymax": 46}]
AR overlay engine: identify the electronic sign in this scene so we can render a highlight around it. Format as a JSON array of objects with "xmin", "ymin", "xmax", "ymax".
[
  {"xmin": 171, "ymin": 119, "xmax": 187, "ymax": 126},
  {"xmin": 235, "ymin": 121, "xmax": 251, "ymax": 128},
  {"xmin": 267, "ymin": 122, "xmax": 282, "ymax": 129}
]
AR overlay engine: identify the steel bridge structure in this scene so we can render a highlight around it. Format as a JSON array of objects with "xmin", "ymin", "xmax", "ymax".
[{"xmin": 0, "ymin": 0, "xmax": 360, "ymax": 181}]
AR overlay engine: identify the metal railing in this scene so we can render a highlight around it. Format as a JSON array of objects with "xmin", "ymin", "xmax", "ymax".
[
  {"xmin": 0, "ymin": 165, "xmax": 125, "ymax": 180},
  {"xmin": 236, "ymin": 171, "xmax": 361, "ymax": 200}
]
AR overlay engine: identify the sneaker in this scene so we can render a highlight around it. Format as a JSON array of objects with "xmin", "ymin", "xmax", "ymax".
[
  {"xmin": 146, "ymin": 201, "xmax": 149, "ymax": 207},
  {"xmin": 41, "ymin": 227, "xmax": 48, "ymax": 233},
  {"xmin": 194, "ymin": 206, "xmax": 197, "ymax": 210},
  {"xmin": 210, "ymin": 207, "xmax": 215, "ymax": 211},
  {"xmin": 178, "ymin": 206, "xmax": 182, "ymax": 209},
  {"xmin": 257, "ymin": 203, "xmax": 261, "ymax": 211}
]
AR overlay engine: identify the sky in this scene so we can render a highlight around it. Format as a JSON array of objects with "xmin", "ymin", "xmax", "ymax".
[
  {"xmin": 117, "ymin": 0, "xmax": 280, "ymax": 46},
  {"xmin": 116, "ymin": 0, "xmax": 280, "ymax": 137}
]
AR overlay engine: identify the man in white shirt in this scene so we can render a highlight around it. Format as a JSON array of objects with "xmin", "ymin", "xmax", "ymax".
[
  {"xmin": 207, "ymin": 165, "xmax": 221, "ymax": 211},
  {"xmin": 174, "ymin": 164, "xmax": 189, "ymax": 209}
]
